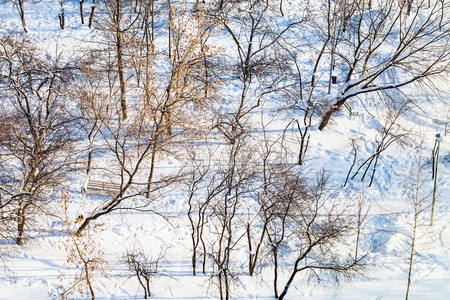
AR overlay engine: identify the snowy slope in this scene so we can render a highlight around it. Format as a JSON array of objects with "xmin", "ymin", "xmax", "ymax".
[{"xmin": 1, "ymin": 1, "xmax": 449, "ymax": 300}]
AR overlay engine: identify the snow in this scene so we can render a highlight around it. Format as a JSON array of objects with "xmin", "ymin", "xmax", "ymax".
[{"xmin": 1, "ymin": 1, "xmax": 450, "ymax": 300}]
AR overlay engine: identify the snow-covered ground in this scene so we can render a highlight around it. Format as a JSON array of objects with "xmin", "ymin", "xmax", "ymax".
[{"xmin": 1, "ymin": 1, "xmax": 449, "ymax": 299}]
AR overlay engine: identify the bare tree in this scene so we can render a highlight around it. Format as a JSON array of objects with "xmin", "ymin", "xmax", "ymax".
[
  {"xmin": 123, "ymin": 245, "xmax": 168, "ymax": 299},
  {"xmin": 183, "ymin": 151, "xmax": 222, "ymax": 276},
  {"xmin": 259, "ymin": 164, "xmax": 308, "ymax": 298},
  {"xmin": 194, "ymin": 5, "xmax": 310, "ymax": 296},
  {"xmin": 51, "ymin": 193, "xmax": 111, "ymax": 300},
  {"xmin": 89, "ymin": 0, "xmax": 97, "ymax": 28},
  {"xmin": 79, "ymin": 0, "xmax": 97, "ymax": 26},
  {"xmin": 353, "ymin": 187, "xmax": 370, "ymax": 262},
  {"xmin": 0, "ymin": 32, "xmax": 79, "ymax": 245},
  {"xmin": 350, "ymin": 99, "xmax": 411, "ymax": 186},
  {"xmin": 202, "ymin": 132, "xmax": 258, "ymax": 300},
  {"xmin": 392, "ymin": 140, "xmax": 433, "ymax": 300},
  {"xmin": 75, "ymin": 3, "xmax": 221, "ymax": 235},
  {"xmin": 245, "ymin": 118, "xmax": 296, "ymax": 279},
  {"xmin": 58, "ymin": 1, "xmax": 65, "ymax": 30},
  {"xmin": 0, "ymin": 112, "xmax": 19, "ymax": 271},
  {"xmin": 97, "ymin": 0, "xmax": 132, "ymax": 119},
  {"xmin": 316, "ymin": 0, "xmax": 450, "ymax": 131},
  {"xmin": 277, "ymin": 40, "xmax": 316, "ymax": 166},
  {"xmin": 277, "ymin": 171, "xmax": 368, "ymax": 300},
  {"xmin": 215, "ymin": 0, "xmax": 305, "ymax": 133},
  {"xmin": 10, "ymin": 0, "xmax": 28, "ymax": 32},
  {"xmin": 80, "ymin": 0, "xmax": 86, "ymax": 24},
  {"xmin": 71, "ymin": 51, "xmax": 110, "ymax": 219}
]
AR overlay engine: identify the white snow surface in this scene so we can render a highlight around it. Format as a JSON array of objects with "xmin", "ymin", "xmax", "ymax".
[{"xmin": 1, "ymin": 1, "xmax": 450, "ymax": 299}]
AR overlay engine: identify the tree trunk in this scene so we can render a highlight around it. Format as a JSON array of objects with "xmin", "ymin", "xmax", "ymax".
[
  {"xmin": 247, "ymin": 221, "xmax": 266, "ymax": 276},
  {"xmin": 224, "ymin": 267, "xmax": 230, "ymax": 300},
  {"xmin": 80, "ymin": 0, "xmax": 85, "ymax": 24},
  {"xmin": 311, "ymin": 37, "xmax": 330, "ymax": 86},
  {"xmin": 273, "ymin": 245, "xmax": 279, "ymax": 298},
  {"xmin": 150, "ymin": 0, "xmax": 154, "ymax": 42},
  {"xmin": 146, "ymin": 278, "xmax": 151, "ymax": 298},
  {"xmin": 75, "ymin": 214, "xmax": 98, "ymax": 236},
  {"xmin": 85, "ymin": 263, "xmax": 96, "ymax": 300},
  {"xmin": 406, "ymin": 1, "xmax": 412, "ymax": 16},
  {"xmin": 318, "ymin": 97, "xmax": 346, "ymax": 131},
  {"xmin": 247, "ymin": 223, "xmax": 254, "ymax": 276},
  {"xmin": 406, "ymin": 211, "xmax": 418, "ymax": 300},
  {"xmin": 278, "ymin": 256, "xmax": 304, "ymax": 300},
  {"xmin": 191, "ymin": 227, "xmax": 197, "ymax": 275},
  {"xmin": 168, "ymin": 0, "xmax": 172, "ymax": 60},
  {"xmin": 218, "ymin": 269, "xmax": 224, "ymax": 300},
  {"xmin": 278, "ymin": 269, "xmax": 298, "ymax": 300},
  {"xmin": 79, "ymin": 137, "xmax": 94, "ymax": 216},
  {"xmin": 15, "ymin": 0, "xmax": 28, "ymax": 33},
  {"xmin": 16, "ymin": 206, "xmax": 26, "ymax": 246},
  {"xmin": 59, "ymin": 4, "xmax": 65, "ymax": 30},
  {"xmin": 146, "ymin": 141, "xmax": 157, "ymax": 199},
  {"xmin": 200, "ymin": 207, "xmax": 207, "ymax": 274},
  {"xmin": 115, "ymin": 0, "xmax": 127, "ymax": 119},
  {"xmin": 88, "ymin": 0, "xmax": 96, "ymax": 28}
]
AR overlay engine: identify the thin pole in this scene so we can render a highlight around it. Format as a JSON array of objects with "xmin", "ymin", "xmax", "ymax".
[{"xmin": 430, "ymin": 134, "xmax": 442, "ymax": 226}]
